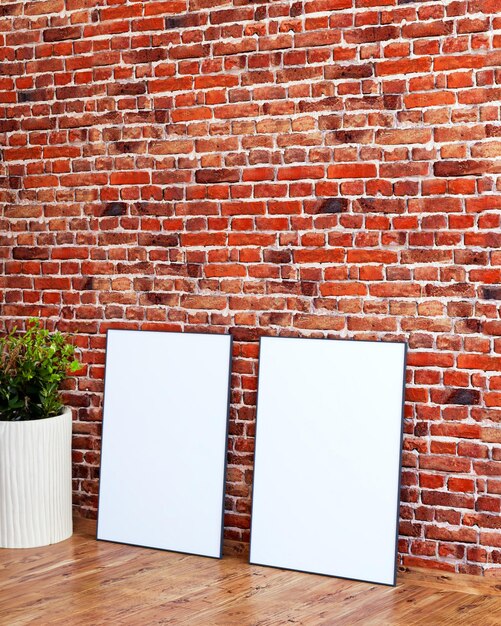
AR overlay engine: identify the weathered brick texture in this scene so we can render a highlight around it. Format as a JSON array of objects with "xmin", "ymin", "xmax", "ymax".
[{"xmin": 0, "ymin": 0, "xmax": 500, "ymax": 575}]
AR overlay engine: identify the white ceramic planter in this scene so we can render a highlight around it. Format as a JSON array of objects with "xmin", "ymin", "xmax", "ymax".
[{"xmin": 0, "ymin": 408, "xmax": 73, "ymax": 548}]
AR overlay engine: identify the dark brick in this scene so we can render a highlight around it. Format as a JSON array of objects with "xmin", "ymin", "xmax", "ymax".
[
  {"xmin": 263, "ymin": 249, "xmax": 293, "ymax": 263},
  {"xmin": 195, "ymin": 169, "xmax": 240, "ymax": 184},
  {"xmin": 102, "ymin": 202, "xmax": 127, "ymax": 217},
  {"xmin": 445, "ymin": 389, "xmax": 481, "ymax": 406},
  {"xmin": 325, "ymin": 64, "xmax": 374, "ymax": 80},
  {"xmin": 254, "ymin": 5, "xmax": 267, "ymax": 20},
  {"xmin": 354, "ymin": 198, "xmax": 406, "ymax": 214},
  {"xmin": 486, "ymin": 125, "xmax": 501, "ymax": 138},
  {"xmin": 13, "ymin": 247, "xmax": 49, "ymax": 260},
  {"xmin": 0, "ymin": 3, "xmax": 22, "ymax": 16},
  {"xmin": 137, "ymin": 233, "xmax": 179, "ymax": 247},
  {"xmin": 434, "ymin": 160, "xmax": 501, "ymax": 177},
  {"xmin": 230, "ymin": 327, "xmax": 266, "ymax": 342},
  {"xmin": 18, "ymin": 89, "xmax": 51, "ymax": 103},
  {"xmin": 316, "ymin": 198, "xmax": 349, "ymax": 214},
  {"xmin": 0, "ymin": 120, "xmax": 20, "ymax": 132},
  {"xmin": 187, "ymin": 264, "xmax": 202, "ymax": 277},
  {"xmin": 165, "ymin": 14, "xmax": 204, "ymax": 29},
  {"xmin": 383, "ymin": 95, "xmax": 402, "ymax": 109},
  {"xmin": 414, "ymin": 422, "xmax": 429, "ymax": 437},
  {"xmin": 110, "ymin": 141, "xmax": 146, "ymax": 155},
  {"xmin": 0, "ymin": 61, "xmax": 24, "ymax": 76},
  {"xmin": 56, "ymin": 86, "xmax": 98, "ymax": 100},
  {"xmin": 345, "ymin": 26, "xmax": 399, "ymax": 45},
  {"xmin": 154, "ymin": 110, "xmax": 169, "ymax": 123},
  {"xmin": 77, "ymin": 277, "xmax": 94, "ymax": 290},
  {"xmin": 107, "ymin": 83, "xmax": 146, "ymax": 96},
  {"xmin": 122, "ymin": 49, "xmax": 166, "ymax": 65},
  {"xmin": 143, "ymin": 292, "xmax": 178, "ymax": 306},
  {"xmin": 134, "ymin": 202, "xmax": 175, "ymax": 216},
  {"xmin": 43, "ymin": 26, "xmax": 81, "ymax": 42},
  {"xmin": 482, "ymin": 286, "xmax": 501, "ymax": 300},
  {"xmin": 426, "ymin": 283, "xmax": 473, "ymax": 297},
  {"xmin": 330, "ymin": 130, "xmax": 373, "ymax": 144},
  {"xmin": 458, "ymin": 319, "xmax": 482, "ymax": 332},
  {"xmin": 301, "ymin": 282, "xmax": 317, "ymax": 296}
]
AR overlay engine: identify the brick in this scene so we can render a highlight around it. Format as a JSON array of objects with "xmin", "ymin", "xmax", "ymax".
[
  {"xmin": 434, "ymin": 54, "xmax": 487, "ymax": 71},
  {"xmin": 376, "ymin": 57, "xmax": 432, "ymax": 76},
  {"xmin": 347, "ymin": 250, "xmax": 398, "ymax": 264},
  {"xmin": 180, "ymin": 295, "xmax": 227, "ymax": 310},
  {"xmin": 316, "ymin": 198, "xmax": 349, "ymax": 214},
  {"xmin": 448, "ymin": 477, "xmax": 475, "ymax": 492},
  {"xmin": 12, "ymin": 247, "xmax": 49, "ymax": 260},
  {"xmin": 25, "ymin": 0, "xmax": 63, "ymax": 14},
  {"xmin": 354, "ymin": 198, "xmax": 405, "ymax": 214},
  {"xmin": 345, "ymin": 26, "xmax": 400, "ymax": 44},
  {"xmin": 205, "ymin": 264, "xmax": 246, "ymax": 277},
  {"xmin": 434, "ymin": 160, "xmax": 501, "ymax": 177},
  {"xmin": 213, "ymin": 39, "xmax": 257, "ymax": 56},
  {"xmin": 327, "ymin": 163, "xmax": 377, "ymax": 178},
  {"xmin": 259, "ymin": 35, "xmax": 293, "ymax": 52},
  {"xmin": 170, "ymin": 44, "xmax": 210, "ymax": 60},
  {"xmin": 149, "ymin": 77, "xmax": 193, "ymax": 93},
  {"xmin": 321, "ymin": 282, "xmax": 367, "ymax": 296},
  {"xmin": 110, "ymin": 172, "xmax": 150, "ymax": 185},
  {"xmin": 458, "ymin": 355, "xmax": 501, "ymax": 372},
  {"xmin": 123, "ymin": 49, "xmax": 167, "ymax": 65},
  {"xmin": 481, "ymin": 286, "xmax": 501, "ymax": 300},
  {"xmin": 215, "ymin": 104, "xmax": 260, "ymax": 119},
  {"xmin": 144, "ymin": 1, "xmax": 186, "ymax": 16},
  {"xmin": 222, "ymin": 202, "xmax": 266, "ymax": 216},
  {"xmin": 420, "ymin": 455, "xmax": 471, "ymax": 473},
  {"xmin": 403, "ymin": 21, "xmax": 454, "ymax": 39},
  {"xmin": 149, "ymin": 141, "xmax": 193, "ymax": 155},
  {"xmin": 23, "ymin": 175, "xmax": 58, "ymax": 188},
  {"xmin": 277, "ymin": 166, "xmax": 324, "ymax": 180},
  {"xmin": 376, "ymin": 129, "xmax": 432, "ymax": 144},
  {"xmin": 295, "ymin": 249, "xmax": 345, "ymax": 264},
  {"xmin": 294, "ymin": 315, "xmax": 344, "ymax": 330},
  {"xmin": 422, "ymin": 491, "xmax": 474, "ymax": 509},
  {"xmin": 196, "ymin": 169, "xmax": 240, "ymax": 184},
  {"xmin": 1, "ymin": 0, "xmax": 499, "ymax": 575},
  {"xmin": 474, "ymin": 462, "xmax": 501, "ymax": 477},
  {"xmin": 325, "ymin": 64, "xmax": 373, "ymax": 80},
  {"xmin": 305, "ymin": 0, "xmax": 352, "ymax": 11},
  {"xmin": 405, "ymin": 91, "xmax": 456, "ymax": 108},
  {"xmin": 425, "ymin": 527, "xmax": 477, "ymax": 543},
  {"xmin": 43, "ymin": 27, "xmax": 81, "ymax": 42}
]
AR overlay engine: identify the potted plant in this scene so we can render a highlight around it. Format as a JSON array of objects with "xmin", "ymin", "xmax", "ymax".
[{"xmin": 0, "ymin": 319, "xmax": 79, "ymax": 548}]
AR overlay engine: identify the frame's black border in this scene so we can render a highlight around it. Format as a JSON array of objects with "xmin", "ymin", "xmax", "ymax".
[
  {"xmin": 248, "ymin": 334, "xmax": 408, "ymax": 588},
  {"xmin": 393, "ymin": 341, "xmax": 408, "ymax": 586},
  {"xmin": 96, "ymin": 327, "xmax": 233, "ymax": 561}
]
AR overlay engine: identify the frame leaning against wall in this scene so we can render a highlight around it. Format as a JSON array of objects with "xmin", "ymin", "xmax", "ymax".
[
  {"xmin": 249, "ymin": 335, "xmax": 407, "ymax": 586},
  {"xmin": 97, "ymin": 328, "xmax": 233, "ymax": 560}
]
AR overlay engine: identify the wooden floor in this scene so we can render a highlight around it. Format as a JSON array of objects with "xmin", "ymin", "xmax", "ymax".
[{"xmin": 2, "ymin": 519, "xmax": 501, "ymax": 625}]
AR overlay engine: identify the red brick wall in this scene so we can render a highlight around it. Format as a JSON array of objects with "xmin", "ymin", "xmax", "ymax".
[{"xmin": 1, "ymin": 0, "xmax": 500, "ymax": 574}]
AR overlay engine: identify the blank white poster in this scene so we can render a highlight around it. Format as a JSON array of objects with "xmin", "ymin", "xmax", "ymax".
[
  {"xmin": 97, "ymin": 329, "xmax": 232, "ymax": 558},
  {"xmin": 250, "ymin": 336, "xmax": 406, "ymax": 586}
]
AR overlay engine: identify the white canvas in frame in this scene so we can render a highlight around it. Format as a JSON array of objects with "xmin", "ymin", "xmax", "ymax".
[
  {"xmin": 97, "ymin": 329, "xmax": 232, "ymax": 558},
  {"xmin": 250, "ymin": 336, "xmax": 406, "ymax": 586}
]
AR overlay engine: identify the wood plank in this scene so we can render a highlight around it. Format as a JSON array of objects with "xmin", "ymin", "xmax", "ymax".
[{"xmin": 1, "ymin": 517, "xmax": 501, "ymax": 626}]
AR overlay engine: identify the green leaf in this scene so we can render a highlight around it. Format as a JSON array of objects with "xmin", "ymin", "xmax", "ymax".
[{"xmin": 0, "ymin": 318, "xmax": 80, "ymax": 421}]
